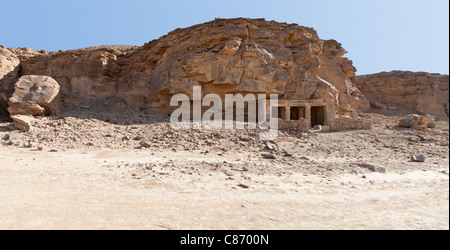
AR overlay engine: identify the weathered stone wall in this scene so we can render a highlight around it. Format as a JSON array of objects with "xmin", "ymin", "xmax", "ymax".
[
  {"xmin": 15, "ymin": 46, "xmax": 136, "ymax": 108},
  {"xmin": 330, "ymin": 117, "xmax": 372, "ymax": 131},
  {"xmin": 279, "ymin": 118, "xmax": 309, "ymax": 131}
]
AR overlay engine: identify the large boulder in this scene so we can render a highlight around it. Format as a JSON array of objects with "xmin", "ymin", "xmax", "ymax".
[
  {"xmin": 0, "ymin": 46, "xmax": 20, "ymax": 117},
  {"xmin": 10, "ymin": 114, "xmax": 36, "ymax": 132},
  {"xmin": 8, "ymin": 75, "xmax": 61, "ymax": 116},
  {"xmin": 397, "ymin": 114, "xmax": 433, "ymax": 128}
]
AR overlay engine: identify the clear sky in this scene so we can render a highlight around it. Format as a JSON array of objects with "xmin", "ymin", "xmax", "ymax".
[{"xmin": 0, "ymin": 0, "xmax": 448, "ymax": 75}]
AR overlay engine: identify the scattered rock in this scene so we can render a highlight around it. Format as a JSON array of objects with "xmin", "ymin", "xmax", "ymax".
[
  {"xmin": 108, "ymin": 117, "xmax": 119, "ymax": 124},
  {"xmin": 283, "ymin": 150, "xmax": 295, "ymax": 157},
  {"xmin": 397, "ymin": 114, "xmax": 420, "ymax": 128},
  {"xmin": 397, "ymin": 114, "xmax": 434, "ymax": 130},
  {"xmin": 2, "ymin": 134, "xmax": 9, "ymax": 141},
  {"xmin": 426, "ymin": 122, "xmax": 436, "ymax": 128},
  {"xmin": 386, "ymin": 104, "xmax": 396, "ymax": 110},
  {"xmin": 133, "ymin": 135, "xmax": 144, "ymax": 140},
  {"xmin": 264, "ymin": 143, "xmax": 274, "ymax": 151},
  {"xmin": 10, "ymin": 115, "xmax": 36, "ymax": 131},
  {"xmin": 373, "ymin": 102, "xmax": 387, "ymax": 110},
  {"xmin": 140, "ymin": 141, "xmax": 151, "ymax": 148},
  {"xmin": 416, "ymin": 110, "xmax": 427, "ymax": 116},
  {"xmin": 8, "ymin": 104, "xmax": 45, "ymax": 117},
  {"xmin": 357, "ymin": 163, "xmax": 386, "ymax": 173},
  {"xmin": 408, "ymin": 136, "xmax": 421, "ymax": 142},
  {"xmin": 238, "ymin": 183, "xmax": 250, "ymax": 189},
  {"xmin": 300, "ymin": 133, "xmax": 310, "ymax": 138},
  {"xmin": 410, "ymin": 155, "xmax": 425, "ymax": 162},
  {"xmin": 418, "ymin": 115, "xmax": 432, "ymax": 125},
  {"xmin": 261, "ymin": 153, "xmax": 276, "ymax": 159},
  {"xmin": 5, "ymin": 124, "xmax": 16, "ymax": 131}
]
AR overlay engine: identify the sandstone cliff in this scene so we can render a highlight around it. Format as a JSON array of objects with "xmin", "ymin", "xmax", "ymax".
[
  {"xmin": 317, "ymin": 40, "xmax": 370, "ymax": 113},
  {"xmin": 0, "ymin": 46, "xmax": 20, "ymax": 117},
  {"xmin": 1, "ymin": 18, "xmax": 375, "ymax": 117},
  {"xmin": 353, "ymin": 71, "xmax": 449, "ymax": 118},
  {"xmin": 117, "ymin": 18, "xmax": 368, "ymax": 113}
]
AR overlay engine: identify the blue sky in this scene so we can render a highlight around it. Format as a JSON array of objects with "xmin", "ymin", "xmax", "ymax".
[{"xmin": 0, "ymin": 0, "xmax": 448, "ymax": 75}]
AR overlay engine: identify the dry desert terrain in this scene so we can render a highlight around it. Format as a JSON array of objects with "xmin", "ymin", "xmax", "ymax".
[{"xmin": 0, "ymin": 104, "xmax": 448, "ymax": 229}]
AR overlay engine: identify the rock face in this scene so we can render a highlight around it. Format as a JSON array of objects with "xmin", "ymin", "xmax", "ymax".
[
  {"xmin": 118, "ymin": 18, "xmax": 369, "ymax": 114},
  {"xmin": 353, "ymin": 71, "xmax": 449, "ymax": 118},
  {"xmin": 119, "ymin": 19, "xmax": 337, "ymax": 106},
  {"xmin": 0, "ymin": 46, "xmax": 20, "ymax": 117},
  {"xmin": 8, "ymin": 75, "xmax": 61, "ymax": 116},
  {"xmin": 15, "ymin": 46, "xmax": 136, "ymax": 108},
  {"xmin": 8, "ymin": 18, "xmax": 368, "ymax": 116},
  {"xmin": 4, "ymin": 19, "xmax": 447, "ymax": 120},
  {"xmin": 317, "ymin": 40, "xmax": 370, "ymax": 113}
]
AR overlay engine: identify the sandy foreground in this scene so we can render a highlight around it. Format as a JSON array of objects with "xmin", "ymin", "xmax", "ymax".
[{"xmin": 0, "ymin": 109, "xmax": 448, "ymax": 230}]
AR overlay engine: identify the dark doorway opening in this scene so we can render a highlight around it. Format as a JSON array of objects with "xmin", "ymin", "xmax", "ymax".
[
  {"xmin": 290, "ymin": 107, "xmax": 305, "ymax": 120},
  {"xmin": 276, "ymin": 107, "xmax": 286, "ymax": 119},
  {"xmin": 311, "ymin": 106, "xmax": 325, "ymax": 127}
]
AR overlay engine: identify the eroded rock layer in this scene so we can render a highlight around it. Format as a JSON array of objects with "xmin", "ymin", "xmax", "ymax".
[
  {"xmin": 353, "ymin": 71, "xmax": 449, "ymax": 118},
  {"xmin": 0, "ymin": 46, "xmax": 20, "ymax": 117},
  {"xmin": 10, "ymin": 18, "xmax": 444, "ymax": 118}
]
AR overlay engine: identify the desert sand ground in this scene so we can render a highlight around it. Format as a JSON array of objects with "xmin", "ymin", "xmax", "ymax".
[{"xmin": 0, "ymin": 102, "xmax": 448, "ymax": 229}]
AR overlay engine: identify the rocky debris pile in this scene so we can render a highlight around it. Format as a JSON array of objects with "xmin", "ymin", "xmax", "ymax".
[
  {"xmin": 0, "ymin": 105, "xmax": 304, "ymax": 154},
  {"xmin": 397, "ymin": 114, "xmax": 436, "ymax": 132},
  {"xmin": 0, "ymin": 106, "xmax": 448, "ymax": 177},
  {"xmin": 8, "ymin": 75, "xmax": 61, "ymax": 116},
  {"xmin": 353, "ymin": 71, "xmax": 449, "ymax": 118},
  {"xmin": 10, "ymin": 115, "xmax": 36, "ymax": 132}
]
